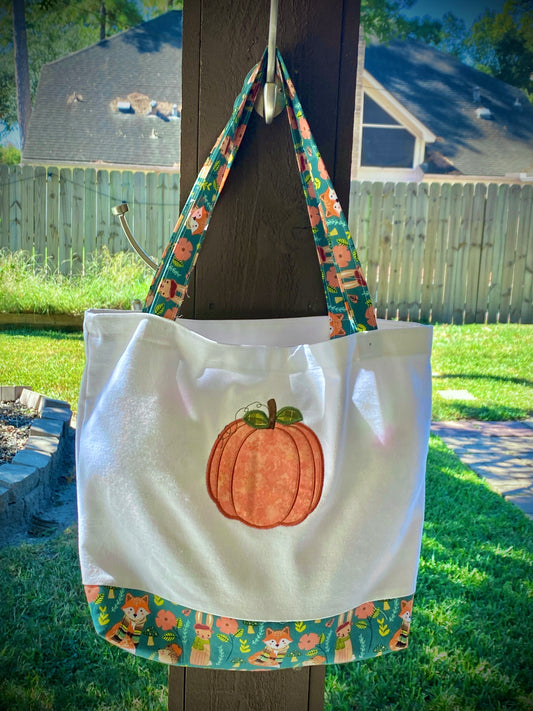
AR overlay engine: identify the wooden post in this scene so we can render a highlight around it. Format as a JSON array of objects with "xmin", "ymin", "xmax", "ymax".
[{"xmin": 170, "ymin": 1, "xmax": 361, "ymax": 708}]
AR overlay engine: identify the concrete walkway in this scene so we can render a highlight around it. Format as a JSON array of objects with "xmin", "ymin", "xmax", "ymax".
[{"xmin": 431, "ymin": 420, "xmax": 533, "ymax": 521}]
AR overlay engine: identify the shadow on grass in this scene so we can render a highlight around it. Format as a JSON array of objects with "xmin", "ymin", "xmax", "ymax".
[
  {"xmin": 325, "ymin": 436, "xmax": 533, "ymax": 710},
  {"xmin": 0, "ymin": 327, "xmax": 84, "ymax": 340},
  {"xmin": 433, "ymin": 401, "xmax": 529, "ymax": 421},
  {"xmin": 433, "ymin": 372, "xmax": 533, "ymax": 388},
  {"xmin": 0, "ymin": 437, "xmax": 532, "ymax": 710}
]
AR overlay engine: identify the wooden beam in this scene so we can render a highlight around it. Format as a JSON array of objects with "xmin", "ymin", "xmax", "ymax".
[{"xmin": 171, "ymin": 0, "xmax": 361, "ymax": 707}]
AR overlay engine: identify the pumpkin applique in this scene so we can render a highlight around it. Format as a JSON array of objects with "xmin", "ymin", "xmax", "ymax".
[{"xmin": 206, "ymin": 399, "xmax": 324, "ymax": 529}]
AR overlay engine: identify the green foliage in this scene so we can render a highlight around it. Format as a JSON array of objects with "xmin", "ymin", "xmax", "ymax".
[
  {"xmin": 0, "ymin": 248, "xmax": 153, "ymax": 316},
  {"xmin": 463, "ymin": 0, "xmax": 533, "ymax": 96},
  {"xmin": 0, "ymin": 144, "xmax": 20, "ymax": 164},
  {"xmin": 0, "ymin": 0, "xmax": 142, "ymax": 129}
]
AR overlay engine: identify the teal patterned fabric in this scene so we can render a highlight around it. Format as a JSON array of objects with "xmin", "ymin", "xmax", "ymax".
[
  {"xmin": 85, "ymin": 585, "xmax": 414, "ymax": 670},
  {"xmin": 143, "ymin": 49, "xmax": 377, "ymax": 338}
]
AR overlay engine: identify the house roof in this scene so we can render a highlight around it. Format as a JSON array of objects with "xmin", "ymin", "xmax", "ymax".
[
  {"xmin": 364, "ymin": 38, "xmax": 533, "ymax": 177},
  {"xmin": 23, "ymin": 11, "xmax": 182, "ymax": 170}
]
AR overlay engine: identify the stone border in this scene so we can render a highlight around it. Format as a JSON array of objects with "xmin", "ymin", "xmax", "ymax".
[{"xmin": 0, "ymin": 386, "xmax": 73, "ymax": 534}]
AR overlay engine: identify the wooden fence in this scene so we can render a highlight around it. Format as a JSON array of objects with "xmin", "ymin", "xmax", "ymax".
[
  {"xmin": 0, "ymin": 164, "xmax": 180, "ymax": 272},
  {"xmin": 350, "ymin": 180, "xmax": 533, "ymax": 324},
  {"xmin": 1, "ymin": 164, "xmax": 532, "ymax": 323}
]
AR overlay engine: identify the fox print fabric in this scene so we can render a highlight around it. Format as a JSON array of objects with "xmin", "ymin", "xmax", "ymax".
[{"xmin": 85, "ymin": 585, "xmax": 415, "ymax": 670}]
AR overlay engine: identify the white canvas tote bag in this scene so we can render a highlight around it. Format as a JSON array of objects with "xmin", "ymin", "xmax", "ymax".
[{"xmin": 77, "ymin": 50, "xmax": 432, "ymax": 671}]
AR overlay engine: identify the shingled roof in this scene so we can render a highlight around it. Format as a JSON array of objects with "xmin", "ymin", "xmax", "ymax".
[
  {"xmin": 23, "ymin": 11, "xmax": 182, "ymax": 170},
  {"xmin": 365, "ymin": 38, "xmax": 533, "ymax": 178}
]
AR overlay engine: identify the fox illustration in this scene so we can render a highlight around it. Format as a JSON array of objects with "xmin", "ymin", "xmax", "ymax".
[
  {"xmin": 320, "ymin": 188, "xmax": 342, "ymax": 218},
  {"xmin": 328, "ymin": 311, "xmax": 346, "ymax": 338},
  {"xmin": 186, "ymin": 206, "xmax": 209, "ymax": 235},
  {"xmin": 389, "ymin": 599, "xmax": 413, "ymax": 651},
  {"xmin": 105, "ymin": 593, "xmax": 151, "ymax": 652},
  {"xmin": 248, "ymin": 627, "xmax": 293, "ymax": 668}
]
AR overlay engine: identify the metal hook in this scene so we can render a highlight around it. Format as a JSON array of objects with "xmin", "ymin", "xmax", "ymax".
[
  {"xmin": 264, "ymin": 0, "xmax": 279, "ymax": 124},
  {"xmin": 112, "ymin": 203, "xmax": 157, "ymax": 271}
]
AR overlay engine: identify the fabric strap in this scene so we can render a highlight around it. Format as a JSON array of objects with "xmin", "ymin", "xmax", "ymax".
[{"xmin": 144, "ymin": 49, "xmax": 376, "ymax": 338}]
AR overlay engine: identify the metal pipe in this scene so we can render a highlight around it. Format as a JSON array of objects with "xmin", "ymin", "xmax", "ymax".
[{"xmin": 112, "ymin": 203, "xmax": 157, "ymax": 271}]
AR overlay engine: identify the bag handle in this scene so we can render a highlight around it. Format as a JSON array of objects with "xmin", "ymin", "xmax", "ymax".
[{"xmin": 144, "ymin": 50, "xmax": 377, "ymax": 338}]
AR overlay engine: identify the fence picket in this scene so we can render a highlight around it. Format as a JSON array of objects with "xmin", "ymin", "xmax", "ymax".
[
  {"xmin": 398, "ymin": 182, "xmax": 416, "ymax": 320},
  {"xmin": 0, "ymin": 165, "xmax": 8, "ymax": 250},
  {"xmin": 71, "ymin": 168, "xmax": 85, "ymax": 272},
  {"xmin": 96, "ymin": 170, "xmax": 111, "ymax": 254},
  {"xmin": 388, "ymin": 181, "xmax": 407, "ymax": 319},
  {"xmin": 133, "ymin": 171, "xmax": 147, "ymax": 258},
  {"xmin": 365, "ymin": 181, "xmax": 383, "ymax": 310},
  {"xmin": 499, "ymin": 184, "xmax": 521, "ymax": 322},
  {"xmin": 463, "ymin": 183, "xmax": 486, "ymax": 323},
  {"xmin": 421, "ymin": 182, "xmax": 440, "ymax": 322},
  {"xmin": 59, "ymin": 168, "xmax": 73, "ymax": 274},
  {"xmin": 84, "ymin": 169, "xmax": 97, "ymax": 269},
  {"xmin": 21, "ymin": 165, "xmax": 34, "ymax": 255},
  {"xmin": 475, "ymin": 183, "xmax": 496, "ymax": 323},
  {"xmin": 47, "ymin": 167, "xmax": 59, "ymax": 268},
  {"xmin": 442, "ymin": 183, "xmax": 463, "ymax": 323},
  {"xmin": 521, "ymin": 186, "xmax": 533, "ymax": 323},
  {"xmin": 487, "ymin": 185, "xmax": 509, "ymax": 323},
  {"xmin": 108, "ymin": 171, "xmax": 124, "ymax": 253},
  {"xmin": 376, "ymin": 182, "xmax": 394, "ymax": 319},
  {"xmin": 119, "ymin": 170, "xmax": 134, "ymax": 257},
  {"xmin": 451, "ymin": 182, "xmax": 472, "ymax": 324},
  {"xmin": 146, "ymin": 172, "xmax": 161, "ymax": 259},
  {"xmin": 33, "ymin": 166, "xmax": 47, "ymax": 266},
  {"xmin": 9, "ymin": 165, "xmax": 22, "ymax": 251},
  {"xmin": 1, "ymin": 167, "xmax": 532, "ymax": 324},
  {"xmin": 410, "ymin": 182, "xmax": 427, "ymax": 322},
  {"xmin": 512, "ymin": 184, "xmax": 533, "ymax": 323}
]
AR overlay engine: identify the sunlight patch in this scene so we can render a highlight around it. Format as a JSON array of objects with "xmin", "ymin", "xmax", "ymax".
[{"xmin": 437, "ymin": 389, "xmax": 476, "ymax": 401}]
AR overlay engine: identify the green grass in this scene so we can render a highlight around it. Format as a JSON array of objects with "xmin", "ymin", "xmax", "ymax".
[
  {"xmin": 0, "ymin": 438, "xmax": 531, "ymax": 710},
  {"xmin": 0, "ymin": 329, "xmax": 85, "ymax": 407},
  {"xmin": 325, "ymin": 436, "xmax": 533, "ymax": 711},
  {"xmin": 431, "ymin": 324, "xmax": 532, "ymax": 422},
  {"xmin": 0, "ymin": 249, "xmax": 153, "ymax": 316},
  {"xmin": 1, "ymin": 323, "xmax": 531, "ymax": 421}
]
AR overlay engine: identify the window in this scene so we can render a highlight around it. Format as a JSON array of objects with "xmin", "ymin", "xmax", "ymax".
[{"xmin": 361, "ymin": 95, "xmax": 416, "ymax": 168}]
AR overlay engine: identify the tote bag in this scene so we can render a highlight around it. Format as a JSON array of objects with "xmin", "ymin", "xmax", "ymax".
[{"xmin": 77, "ymin": 50, "xmax": 432, "ymax": 671}]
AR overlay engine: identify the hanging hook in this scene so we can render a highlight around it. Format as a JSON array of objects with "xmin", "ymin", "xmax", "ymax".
[
  {"xmin": 264, "ymin": 0, "xmax": 279, "ymax": 124},
  {"xmin": 112, "ymin": 203, "xmax": 157, "ymax": 271}
]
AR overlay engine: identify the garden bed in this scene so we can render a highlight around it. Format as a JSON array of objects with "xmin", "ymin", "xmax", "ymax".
[{"xmin": 0, "ymin": 387, "xmax": 73, "ymax": 546}]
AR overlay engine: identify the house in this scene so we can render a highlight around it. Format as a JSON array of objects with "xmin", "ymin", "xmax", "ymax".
[
  {"xmin": 353, "ymin": 37, "xmax": 533, "ymax": 181},
  {"xmin": 22, "ymin": 11, "xmax": 182, "ymax": 171}
]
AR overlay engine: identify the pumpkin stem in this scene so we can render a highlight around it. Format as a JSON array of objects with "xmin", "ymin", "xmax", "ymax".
[{"xmin": 267, "ymin": 399, "xmax": 277, "ymax": 429}]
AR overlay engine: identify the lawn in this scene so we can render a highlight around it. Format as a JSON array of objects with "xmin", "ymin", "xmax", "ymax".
[
  {"xmin": 0, "ymin": 436, "xmax": 531, "ymax": 710},
  {"xmin": 0, "ymin": 317, "xmax": 532, "ymax": 709},
  {"xmin": 0, "ymin": 323, "xmax": 531, "ymax": 421}
]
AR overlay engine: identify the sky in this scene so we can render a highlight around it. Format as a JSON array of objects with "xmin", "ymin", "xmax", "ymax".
[{"xmin": 402, "ymin": 0, "xmax": 507, "ymax": 27}]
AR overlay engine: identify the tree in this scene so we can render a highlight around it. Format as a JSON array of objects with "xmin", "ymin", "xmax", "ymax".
[
  {"xmin": 465, "ymin": 0, "xmax": 533, "ymax": 96},
  {"xmin": 11, "ymin": 0, "xmax": 31, "ymax": 148},
  {"xmin": 0, "ymin": 0, "xmax": 142, "ymax": 132},
  {"xmin": 140, "ymin": 0, "xmax": 182, "ymax": 19}
]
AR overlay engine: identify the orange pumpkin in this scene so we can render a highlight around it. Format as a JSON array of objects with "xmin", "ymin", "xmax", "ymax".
[{"xmin": 206, "ymin": 399, "xmax": 324, "ymax": 529}]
